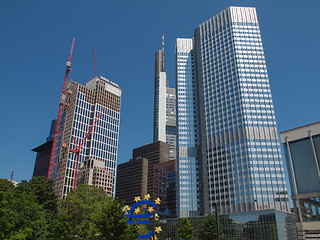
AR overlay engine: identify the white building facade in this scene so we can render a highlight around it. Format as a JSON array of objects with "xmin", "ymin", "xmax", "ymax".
[{"xmin": 154, "ymin": 49, "xmax": 177, "ymax": 160}]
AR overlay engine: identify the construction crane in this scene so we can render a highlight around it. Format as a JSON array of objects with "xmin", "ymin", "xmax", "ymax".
[
  {"xmin": 47, "ymin": 38, "xmax": 75, "ymax": 180},
  {"xmin": 70, "ymin": 108, "xmax": 105, "ymax": 191}
]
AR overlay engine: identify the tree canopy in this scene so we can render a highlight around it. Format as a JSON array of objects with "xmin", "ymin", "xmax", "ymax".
[
  {"xmin": 177, "ymin": 218, "xmax": 194, "ymax": 240},
  {"xmin": 0, "ymin": 177, "xmax": 57, "ymax": 240},
  {"xmin": 199, "ymin": 214, "xmax": 225, "ymax": 240},
  {"xmin": 0, "ymin": 178, "xmax": 139, "ymax": 240}
]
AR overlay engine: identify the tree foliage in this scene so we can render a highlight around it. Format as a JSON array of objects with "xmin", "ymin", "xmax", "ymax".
[
  {"xmin": 94, "ymin": 198, "xmax": 139, "ymax": 240},
  {"xmin": 177, "ymin": 218, "xmax": 194, "ymax": 240},
  {"xmin": 57, "ymin": 184, "xmax": 112, "ymax": 239},
  {"xmin": 0, "ymin": 178, "xmax": 139, "ymax": 240},
  {"xmin": 0, "ymin": 177, "xmax": 57, "ymax": 240},
  {"xmin": 199, "ymin": 214, "xmax": 225, "ymax": 240}
]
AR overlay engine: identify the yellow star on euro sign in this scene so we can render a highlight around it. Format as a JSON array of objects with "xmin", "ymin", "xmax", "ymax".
[
  {"xmin": 155, "ymin": 226, "xmax": 162, "ymax": 234},
  {"xmin": 124, "ymin": 205, "xmax": 130, "ymax": 212},
  {"xmin": 151, "ymin": 236, "xmax": 158, "ymax": 240},
  {"xmin": 144, "ymin": 194, "xmax": 151, "ymax": 200},
  {"xmin": 134, "ymin": 196, "xmax": 141, "ymax": 202},
  {"xmin": 155, "ymin": 213, "xmax": 160, "ymax": 219},
  {"xmin": 154, "ymin": 198, "xmax": 161, "ymax": 205},
  {"xmin": 134, "ymin": 208, "xmax": 141, "ymax": 214},
  {"xmin": 148, "ymin": 206, "xmax": 154, "ymax": 213}
]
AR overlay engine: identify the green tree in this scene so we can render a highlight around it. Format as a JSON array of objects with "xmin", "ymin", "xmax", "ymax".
[
  {"xmin": 94, "ymin": 199, "xmax": 139, "ymax": 240},
  {"xmin": 199, "ymin": 215, "xmax": 225, "ymax": 240},
  {"xmin": 0, "ymin": 177, "xmax": 58, "ymax": 240},
  {"xmin": 58, "ymin": 184, "xmax": 113, "ymax": 239},
  {"xmin": 177, "ymin": 218, "xmax": 194, "ymax": 240},
  {"xmin": 0, "ymin": 179, "xmax": 14, "ymax": 239}
]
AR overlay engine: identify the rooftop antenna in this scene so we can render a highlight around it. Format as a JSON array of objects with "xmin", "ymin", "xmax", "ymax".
[
  {"xmin": 10, "ymin": 171, "xmax": 13, "ymax": 181},
  {"xmin": 93, "ymin": 46, "xmax": 97, "ymax": 77},
  {"xmin": 162, "ymin": 34, "xmax": 165, "ymax": 71}
]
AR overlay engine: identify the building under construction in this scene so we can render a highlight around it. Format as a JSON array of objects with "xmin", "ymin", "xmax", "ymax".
[{"xmin": 47, "ymin": 40, "xmax": 122, "ymax": 199}]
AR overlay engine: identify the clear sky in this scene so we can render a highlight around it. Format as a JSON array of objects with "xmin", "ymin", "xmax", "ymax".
[{"xmin": 0, "ymin": 0, "xmax": 319, "ymax": 183}]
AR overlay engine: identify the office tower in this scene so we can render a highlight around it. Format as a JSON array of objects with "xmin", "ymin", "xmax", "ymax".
[
  {"xmin": 32, "ymin": 120, "xmax": 56, "ymax": 177},
  {"xmin": 133, "ymin": 141, "xmax": 170, "ymax": 196},
  {"xmin": 176, "ymin": 6, "xmax": 289, "ymax": 216},
  {"xmin": 116, "ymin": 141, "xmax": 170, "ymax": 207},
  {"xmin": 176, "ymin": 38, "xmax": 205, "ymax": 217},
  {"xmin": 280, "ymin": 122, "xmax": 320, "ymax": 240},
  {"xmin": 50, "ymin": 76, "xmax": 121, "ymax": 199},
  {"xmin": 116, "ymin": 157, "xmax": 148, "ymax": 207},
  {"xmin": 153, "ymin": 159, "xmax": 177, "ymax": 218},
  {"xmin": 154, "ymin": 38, "xmax": 177, "ymax": 160}
]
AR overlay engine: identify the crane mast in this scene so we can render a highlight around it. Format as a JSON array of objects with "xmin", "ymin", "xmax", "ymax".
[{"xmin": 47, "ymin": 38, "xmax": 75, "ymax": 180}]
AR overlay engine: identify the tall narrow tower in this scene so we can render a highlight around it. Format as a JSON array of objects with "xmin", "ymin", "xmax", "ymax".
[
  {"xmin": 176, "ymin": 38, "xmax": 207, "ymax": 217},
  {"xmin": 154, "ymin": 36, "xmax": 177, "ymax": 160}
]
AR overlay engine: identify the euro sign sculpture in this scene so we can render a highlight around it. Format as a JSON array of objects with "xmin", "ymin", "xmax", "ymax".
[{"xmin": 126, "ymin": 200, "xmax": 157, "ymax": 239}]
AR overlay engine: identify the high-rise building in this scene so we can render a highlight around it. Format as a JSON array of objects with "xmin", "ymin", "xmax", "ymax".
[
  {"xmin": 32, "ymin": 120, "xmax": 56, "ymax": 177},
  {"xmin": 116, "ymin": 157, "xmax": 148, "ymax": 207},
  {"xmin": 176, "ymin": 38, "xmax": 205, "ymax": 217},
  {"xmin": 133, "ymin": 141, "xmax": 170, "ymax": 196},
  {"xmin": 153, "ymin": 159, "xmax": 177, "ymax": 218},
  {"xmin": 154, "ymin": 38, "xmax": 177, "ymax": 160},
  {"xmin": 280, "ymin": 122, "xmax": 320, "ymax": 240},
  {"xmin": 50, "ymin": 76, "xmax": 121, "ymax": 199},
  {"xmin": 116, "ymin": 141, "xmax": 170, "ymax": 207},
  {"xmin": 175, "ymin": 6, "xmax": 289, "ymax": 217}
]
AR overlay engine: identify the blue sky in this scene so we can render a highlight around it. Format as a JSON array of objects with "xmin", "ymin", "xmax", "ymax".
[{"xmin": 0, "ymin": 0, "xmax": 319, "ymax": 183}]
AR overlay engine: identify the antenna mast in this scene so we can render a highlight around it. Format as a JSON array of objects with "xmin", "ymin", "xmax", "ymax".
[
  {"xmin": 47, "ymin": 38, "xmax": 75, "ymax": 180},
  {"xmin": 162, "ymin": 34, "xmax": 165, "ymax": 71},
  {"xmin": 93, "ymin": 46, "xmax": 97, "ymax": 77}
]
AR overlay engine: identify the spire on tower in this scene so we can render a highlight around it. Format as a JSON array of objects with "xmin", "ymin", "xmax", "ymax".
[{"xmin": 162, "ymin": 34, "xmax": 165, "ymax": 70}]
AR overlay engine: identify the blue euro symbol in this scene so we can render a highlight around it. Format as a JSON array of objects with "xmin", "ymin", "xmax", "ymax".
[{"xmin": 126, "ymin": 200, "xmax": 157, "ymax": 239}]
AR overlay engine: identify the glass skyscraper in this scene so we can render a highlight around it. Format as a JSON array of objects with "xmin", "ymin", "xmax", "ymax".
[
  {"xmin": 176, "ymin": 38, "xmax": 207, "ymax": 217},
  {"xmin": 176, "ymin": 6, "xmax": 289, "ymax": 216},
  {"xmin": 51, "ymin": 76, "xmax": 121, "ymax": 199}
]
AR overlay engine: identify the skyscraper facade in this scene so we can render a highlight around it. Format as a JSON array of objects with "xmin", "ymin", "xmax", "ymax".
[
  {"xmin": 176, "ymin": 38, "xmax": 207, "ymax": 217},
  {"xmin": 176, "ymin": 6, "xmax": 289, "ymax": 216},
  {"xmin": 154, "ymin": 45, "xmax": 177, "ymax": 160},
  {"xmin": 50, "ymin": 76, "xmax": 121, "ymax": 199},
  {"xmin": 153, "ymin": 159, "xmax": 177, "ymax": 218}
]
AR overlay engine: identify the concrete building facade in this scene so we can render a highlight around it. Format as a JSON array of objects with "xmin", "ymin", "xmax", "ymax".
[
  {"xmin": 116, "ymin": 157, "xmax": 148, "ymax": 206},
  {"xmin": 116, "ymin": 141, "xmax": 171, "ymax": 209},
  {"xmin": 280, "ymin": 122, "xmax": 320, "ymax": 239}
]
